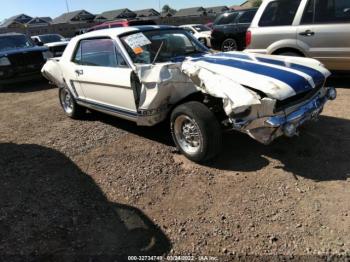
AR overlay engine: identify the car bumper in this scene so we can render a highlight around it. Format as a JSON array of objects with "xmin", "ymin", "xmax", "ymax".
[
  {"xmin": 0, "ymin": 68, "xmax": 43, "ymax": 85},
  {"xmin": 232, "ymin": 87, "xmax": 337, "ymax": 144}
]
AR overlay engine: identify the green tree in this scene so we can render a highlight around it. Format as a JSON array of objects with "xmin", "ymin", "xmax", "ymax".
[
  {"xmin": 252, "ymin": 0, "xmax": 263, "ymax": 7},
  {"xmin": 162, "ymin": 4, "xmax": 176, "ymax": 14}
]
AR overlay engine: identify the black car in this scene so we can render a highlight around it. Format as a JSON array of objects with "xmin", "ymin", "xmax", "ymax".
[
  {"xmin": 0, "ymin": 33, "xmax": 49, "ymax": 85},
  {"xmin": 211, "ymin": 8, "xmax": 257, "ymax": 52}
]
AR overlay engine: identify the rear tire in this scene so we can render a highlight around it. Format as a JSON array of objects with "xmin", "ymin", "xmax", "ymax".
[
  {"xmin": 59, "ymin": 87, "xmax": 85, "ymax": 119},
  {"xmin": 170, "ymin": 101, "xmax": 222, "ymax": 163},
  {"xmin": 221, "ymin": 38, "xmax": 238, "ymax": 52}
]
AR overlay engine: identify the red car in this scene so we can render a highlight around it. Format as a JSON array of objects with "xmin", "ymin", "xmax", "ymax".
[{"xmin": 88, "ymin": 19, "xmax": 156, "ymax": 32}]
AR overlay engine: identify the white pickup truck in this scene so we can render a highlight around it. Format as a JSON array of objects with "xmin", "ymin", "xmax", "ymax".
[{"xmin": 42, "ymin": 25, "xmax": 336, "ymax": 162}]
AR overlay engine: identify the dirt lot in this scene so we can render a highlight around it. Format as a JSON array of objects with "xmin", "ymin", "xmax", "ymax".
[{"xmin": 0, "ymin": 78, "xmax": 349, "ymax": 260}]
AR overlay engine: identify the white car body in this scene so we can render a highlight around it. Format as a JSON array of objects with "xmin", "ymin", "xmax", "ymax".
[
  {"xmin": 42, "ymin": 26, "xmax": 335, "ymax": 148},
  {"xmin": 180, "ymin": 24, "xmax": 212, "ymax": 47}
]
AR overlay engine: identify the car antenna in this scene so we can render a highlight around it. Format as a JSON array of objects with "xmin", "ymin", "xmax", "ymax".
[{"xmin": 152, "ymin": 41, "xmax": 164, "ymax": 64}]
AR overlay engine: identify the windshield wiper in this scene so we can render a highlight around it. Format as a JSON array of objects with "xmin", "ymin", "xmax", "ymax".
[{"xmin": 152, "ymin": 41, "xmax": 164, "ymax": 64}]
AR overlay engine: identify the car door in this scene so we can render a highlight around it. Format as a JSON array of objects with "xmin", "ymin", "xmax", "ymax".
[
  {"xmin": 297, "ymin": 0, "xmax": 350, "ymax": 70},
  {"xmin": 71, "ymin": 37, "xmax": 137, "ymax": 119},
  {"xmin": 250, "ymin": 0, "xmax": 302, "ymax": 51}
]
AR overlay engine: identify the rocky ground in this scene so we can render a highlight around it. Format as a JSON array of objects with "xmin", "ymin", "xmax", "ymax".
[{"xmin": 0, "ymin": 78, "xmax": 349, "ymax": 261}]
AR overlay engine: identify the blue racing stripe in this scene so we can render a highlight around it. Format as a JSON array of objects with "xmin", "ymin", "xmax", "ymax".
[
  {"xmin": 192, "ymin": 57, "xmax": 313, "ymax": 94},
  {"xmin": 257, "ymin": 57, "xmax": 326, "ymax": 87}
]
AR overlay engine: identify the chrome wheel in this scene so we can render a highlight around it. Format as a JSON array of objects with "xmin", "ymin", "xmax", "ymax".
[
  {"xmin": 174, "ymin": 115, "xmax": 202, "ymax": 155},
  {"xmin": 222, "ymin": 39, "xmax": 237, "ymax": 52},
  {"xmin": 60, "ymin": 88, "xmax": 74, "ymax": 114}
]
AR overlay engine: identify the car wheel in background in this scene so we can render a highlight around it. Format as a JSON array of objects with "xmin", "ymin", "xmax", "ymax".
[
  {"xmin": 59, "ymin": 87, "xmax": 85, "ymax": 119},
  {"xmin": 221, "ymin": 38, "xmax": 238, "ymax": 52},
  {"xmin": 171, "ymin": 101, "xmax": 222, "ymax": 163}
]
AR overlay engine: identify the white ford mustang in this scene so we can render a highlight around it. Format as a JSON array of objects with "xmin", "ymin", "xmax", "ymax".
[{"xmin": 42, "ymin": 25, "xmax": 336, "ymax": 163}]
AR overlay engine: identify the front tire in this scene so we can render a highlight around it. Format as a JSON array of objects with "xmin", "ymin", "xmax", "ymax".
[
  {"xmin": 59, "ymin": 87, "xmax": 85, "ymax": 119},
  {"xmin": 170, "ymin": 102, "xmax": 222, "ymax": 163}
]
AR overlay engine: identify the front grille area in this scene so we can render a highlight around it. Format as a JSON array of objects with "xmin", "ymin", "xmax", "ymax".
[
  {"xmin": 275, "ymin": 85, "xmax": 323, "ymax": 112},
  {"xmin": 8, "ymin": 51, "xmax": 44, "ymax": 67}
]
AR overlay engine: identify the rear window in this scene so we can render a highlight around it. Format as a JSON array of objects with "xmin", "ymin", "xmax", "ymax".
[
  {"xmin": 301, "ymin": 0, "xmax": 350, "ymax": 24},
  {"xmin": 214, "ymin": 12, "xmax": 239, "ymax": 25},
  {"xmin": 259, "ymin": 0, "xmax": 302, "ymax": 27}
]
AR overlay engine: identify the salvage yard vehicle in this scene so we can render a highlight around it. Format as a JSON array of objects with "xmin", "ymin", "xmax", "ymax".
[
  {"xmin": 0, "ymin": 33, "xmax": 50, "ymax": 85},
  {"xmin": 245, "ymin": 0, "xmax": 350, "ymax": 71},
  {"xmin": 31, "ymin": 34, "xmax": 69, "ymax": 57},
  {"xmin": 211, "ymin": 8, "xmax": 257, "ymax": 51},
  {"xmin": 42, "ymin": 26, "xmax": 337, "ymax": 162},
  {"xmin": 180, "ymin": 24, "xmax": 212, "ymax": 47}
]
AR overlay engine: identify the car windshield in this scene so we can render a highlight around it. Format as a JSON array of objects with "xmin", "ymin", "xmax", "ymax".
[
  {"xmin": 121, "ymin": 29, "xmax": 207, "ymax": 64},
  {"xmin": 0, "ymin": 35, "xmax": 35, "ymax": 51},
  {"xmin": 193, "ymin": 25, "xmax": 211, "ymax": 32},
  {"xmin": 39, "ymin": 34, "xmax": 63, "ymax": 43}
]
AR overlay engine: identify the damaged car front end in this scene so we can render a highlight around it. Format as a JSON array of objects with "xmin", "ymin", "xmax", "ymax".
[{"xmin": 180, "ymin": 52, "xmax": 336, "ymax": 145}]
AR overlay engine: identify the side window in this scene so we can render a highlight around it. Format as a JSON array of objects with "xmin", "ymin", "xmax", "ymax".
[
  {"xmin": 215, "ymin": 13, "xmax": 238, "ymax": 25},
  {"xmin": 238, "ymin": 11, "xmax": 256, "ymax": 24},
  {"xmin": 73, "ymin": 42, "xmax": 82, "ymax": 64},
  {"xmin": 315, "ymin": 0, "xmax": 350, "ymax": 23},
  {"xmin": 301, "ymin": 0, "xmax": 350, "ymax": 24},
  {"xmin": 259, "ymin": 0, "xmax": 302, "ymax": 27},
  {"xmin": 301, "ymin": 0, "xmax": 315, "ymax": 24},
  {"xmin": 72, "ymin": 38, "xmax": 127, "ymax": 67}
]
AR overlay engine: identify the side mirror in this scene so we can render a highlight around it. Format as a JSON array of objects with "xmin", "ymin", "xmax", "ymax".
[
  {"xmin": 344, "ymin": 8, "xmax": 350, "ymax": 14},
  {"xmin": 37, "ymin": 41, "xmax": 44, "ymax": 46}
]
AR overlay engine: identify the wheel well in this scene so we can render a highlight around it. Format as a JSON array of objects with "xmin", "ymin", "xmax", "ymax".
[
  {"xmin": 169, "ymin": 92, "xmax": 227, "ymax": 122},
  {"xmin": 272, "ymin": 48, "xmax": 305, "ymax": 56}
]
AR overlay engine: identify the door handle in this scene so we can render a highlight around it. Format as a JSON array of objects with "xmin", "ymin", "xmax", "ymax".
[
  {"xmin": 75, "ymin": 69, "xmax": 83, "ymax": 76},
  {"xmin": 299, "ymin": 30, "xmax": 315, "ymax": 36}
]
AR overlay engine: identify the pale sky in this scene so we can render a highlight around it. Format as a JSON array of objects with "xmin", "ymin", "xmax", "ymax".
[{"xmin": 1, "ymin": 0, "xmax": 242, "ymax": 20}]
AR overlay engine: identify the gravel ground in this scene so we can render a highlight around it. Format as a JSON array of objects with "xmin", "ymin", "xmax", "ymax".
[{"xmin": 0, "ymin": 78, "xmax": 349, "ymax": 261}]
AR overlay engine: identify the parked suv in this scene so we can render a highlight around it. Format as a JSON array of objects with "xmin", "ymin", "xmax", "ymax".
[
  {"xmin": 245, "ymin": 0, "xmax": 350, "ymax": 71},
  {"xmin": 211, "ymin": 8, "xmax": 257, "ymax": 51}
]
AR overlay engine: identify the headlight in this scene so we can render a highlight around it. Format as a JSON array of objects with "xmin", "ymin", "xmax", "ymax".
[
  {"xmin": 42, "ymin": 51, "xmax": 53, "ymax": 60},
  {"xmin": 0, "ymin": 57, "xmax": 11, "ymax": 66}
]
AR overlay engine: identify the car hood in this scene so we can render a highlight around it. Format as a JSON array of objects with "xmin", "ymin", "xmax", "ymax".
[
  {"xmin": 183, "ymin": 52, "xmax": 331, "ymax": 101},
  {"xmin": 0, "ymin": 46, "xmax": 48, "ymax": 56}
]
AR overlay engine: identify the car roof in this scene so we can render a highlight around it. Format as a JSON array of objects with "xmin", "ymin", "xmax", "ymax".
[
  {"xmin": 34, "ymin": 34, "xmax": 62, "ymax": 37},
  {"xmin": 76, "ymin": 25, "xmax": 179, "ymax": 39},
  {"xmin": 222, "ymin": 8, "xmax": 258, "ymax": 14},
  {"xmin": 0, "ymin": 32, "xmax": 24, "ymax": 36},
  {"xmin": 180, "ymin": 24, "xmax": 203, "ymax": 27}
]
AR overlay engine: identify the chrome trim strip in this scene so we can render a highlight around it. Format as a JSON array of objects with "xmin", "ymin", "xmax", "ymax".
[
  {"xmin": 77, "ymin": 80, "xmax": 131, "ymax": 90},
  {"xmin": 76, "ymin": 98, "xmax": 137, "ymax": 118}
]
